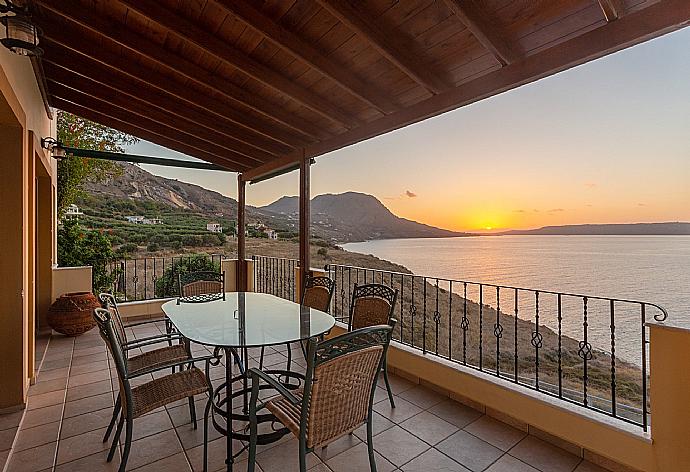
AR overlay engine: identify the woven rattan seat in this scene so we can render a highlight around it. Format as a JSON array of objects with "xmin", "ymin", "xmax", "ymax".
[
  {"xmin": 130, "ymin": 367, "xmax": 208, "ymax": 418},
  {"xmin": 266, "ymin": 389, "xmax": 304, "ymax": 438},
  {"xmin": 127, "ymin": 344, "xmax": 189, "ymax": 376}
]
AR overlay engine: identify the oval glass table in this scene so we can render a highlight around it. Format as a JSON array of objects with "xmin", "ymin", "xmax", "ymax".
[{"xmin": 162, "ymin": 292, "xmax": 335, "ymax": 471}]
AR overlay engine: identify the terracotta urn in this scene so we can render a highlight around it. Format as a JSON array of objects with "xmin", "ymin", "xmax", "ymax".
[{"xmin": 47, "ymin": 291, "xmax": 99, "ymax": 336}]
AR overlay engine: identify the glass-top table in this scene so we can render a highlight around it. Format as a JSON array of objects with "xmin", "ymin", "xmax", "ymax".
[
  {"xmin": 161, "ymin": 292, "xmax": 335, "ymax": 471},
  {"xmin": 162, "ymin": 291, "xmax": 335, "ymax": 348}
]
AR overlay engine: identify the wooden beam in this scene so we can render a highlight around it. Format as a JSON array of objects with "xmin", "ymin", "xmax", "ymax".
[
  {"xmin": 118, "ymin": 0, "xmax": 361, "ymax": 129},
  {"xmin": 49, "ymin": 81, "xmax": 259, "ymax": 169},
  {"xmin": 316, "ymin": 0, "xmax": 451, "ymax": 94},
  {"xmin": 52, "ymin": 97, "xmax": 247, "ymax": 171},
  {"xmin": 240, "ymin": 156, "xmax": 302, "ymax": 183},
  {"xmin": 443, "ymin": 0, "xmax": 520, "ymax": 66},
  {"xmin": 30, "ymin": 57, "xmax": 53, "ymax": 119},
  {"xmin": 598, "ymin": 0, "xmax": 622, "ymax": 22},
  {"xmin": 41, "ymin": 38, "xmax": 298, "ymax": 153},
  {"xmin": 244, "ymin": 0, "xmax": 690, "ymax": 179},
  {"xmin": 34, "ymin": 0, "xmax": 329, "ymax": 141},
  {"xmin": 44, "ymin": 62, "xmax": 273, "ymax": 164},
  {"xmin": 213, "ymin": 0, "xmax": 398, "ymax": 115},
  {"xmin": 298, "ymin": 152, "xmax": 310, "ymax": 292},
  {"xmin": 236, "ymin": 174, "xmax": 246, "ymax": 291}
]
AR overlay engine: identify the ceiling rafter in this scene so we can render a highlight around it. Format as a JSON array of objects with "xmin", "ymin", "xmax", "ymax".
[
  {"xmin": 44, "ymin": 64, "xmax": 272, "ymax": 164},
  {"xmin": 316, "ymin": 0, "xmax": 451, "ymax": 95},
  {"xmin": 52, "ymin": 97, "xmax": 247, "ymax": 172},
  {"xmin": 34, "ymin": 0, "xmax": 330, "ymax": 142},
  {"xmin": 41, "ymin": 49, "xmax": 288, "ymax": 157},
  {"xmin": 443, "ymin": 0, "xmax": 520, "ymax": 66},
  {"xmin": 49, "ymin": 81, "xmax": 258, "ymax": 169},
  {"xmin": 212, "ymin": 0, "xmax": 398, "ymax": 115},
  {"xmin": 598, "ymin": 0, "xmax": 623, "ymax": 22},
  {"xmin": 118, "ymin": 0, "xmax": 361, "ymax": 129}
]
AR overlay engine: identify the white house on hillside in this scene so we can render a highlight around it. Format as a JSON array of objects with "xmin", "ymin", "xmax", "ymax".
[
  {"xmin": 64, "ymin": 204, "xmax": 83, "ymax": 220},
  {"xmin": 207, "ymin": 222, "xmax": 223, "ymax": 233},
  {"xmin": 125, "ymin": 216, "xmax": 144, "ymax": 224}
]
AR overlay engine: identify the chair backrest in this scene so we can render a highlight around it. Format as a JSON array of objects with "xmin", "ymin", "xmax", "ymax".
[
  {"xmin": 98, "ymin": 292, "xmax": 128, "ymax": 346},
  {"xmin": 301, "ymin": 275, "xmax": 335, "ymax": 312},
  {"xmin": 301, "ymin": 324, "xmax": 394, "ymax": 449},
  {"xmin": 348, "ymin": 283, "xmax": 398, "ymax": 331},
  {"xmin": 93, "ymin": 307, "xmax": 130, "ymax": 388},
  {"xmin": 177, "ymin": 270, "xmax": 225, "ymax": 303}
]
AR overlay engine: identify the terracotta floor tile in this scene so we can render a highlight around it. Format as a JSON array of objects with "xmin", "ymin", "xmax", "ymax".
[
  {"xmin": 5, "ymin": 441, "xmax": 56, "ymax": 472},
  {"xmin": 60, "ymin": 408, "xmax": 114, "ymax": 439},
  {"xmin": 373, "ymin": 396, "xmax": 422, "ymax": 424},
  {"xmin": 186, "ymin": 436, "xmax": 246, "ymax": 472},
  {"xmin": 126, "ymin": 428, "xmax": 183, "ymax": 470},
  {"xmin": 256, "ymin": 437, "xmax": 322, "ymax": 472},
  {"xmin": 36, "ymin": 367, "xmax": 69, "ymax": 382},
  {"xmin": 464, "ymin": 416, "xmax": 526, "ymax": 451},
  {"xmin": 398, "ymin": 385, "xmax": 446, "ymax": 409},
  {"xmin": 485, "ymin": 454, "xmax": 540, "ymax": 472},
  {"xmin": 371, "ymin": 425, "xmax": 430, "ymax": 467},
  {"xmin": 66, "ymin": 379, "xmax": 114, "ymax": 402},
  {"xmin": 130, "ymin": 452, "xmax": 192, "ymax": 471},
  {"xmin": 573, "ymin": 461, "xmax": 608, "ymax": 472},
  {"xmin": 0, "ymin": 411, "xmax": 23, "ymax": 431},
  {"xmin": 326, "ymin": 442, "xmax": 395, "ymax": 472},
  {"xmin": 28, "ymin": 378, "xmax": 67, "ymax": 396},
  {"xmin": 54, "ymin": 450, "xmax": 119, "ymax": 472},
  {"xmin": 400, "ymin": 447, "xmax": 471, "ymax": 471},
  {"xmin": 436, "ymin": 430, "xmax": 503, "ymax": 472},
  {"xmin": 63, "ymin": 392, "xmax": 113, "ymax": 418},
  {"xmin": 26, "ymin": 389, "xmax": 65, "ymax": 410},
  {"xmin": 399, "ymin": 411, "xmax": 458, "ymax": 445},
  {"xmin": 56, "ymin": 427, "xmax": 112, "ymax": 465},
  {"xmin": 21, "ymin": 404, "xmax": 63, "ymax": 429},
  {"xmin": 13, "ymin": 422, "xmax": 60, "ymax": 452},
  {"xmin": 68, "ymin": 369, "xmax": 111, "ymax": 387},
  {"xmin": 509, "ymin": 436, "xmax": 581, "ymax": 472},
  {"xmin": 315, "ymin": 433, "xmax": 361, "ymax": 461},
  {"xmin": 428, "ymin": 401, "xmax": 483, "ymax": 429}
]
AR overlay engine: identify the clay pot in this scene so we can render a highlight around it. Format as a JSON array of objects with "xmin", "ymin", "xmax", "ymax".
[{"xmin": 47, "ymin": 291, "xmax": 99, "ymax": 336}]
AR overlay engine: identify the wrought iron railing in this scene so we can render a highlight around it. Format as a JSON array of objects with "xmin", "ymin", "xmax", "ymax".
[
  {"xmin": 323, "ymin": 263, "xmax": 668, "ymax": 431},
  {"xmin": 94, "ymin": 253, "xmax": 225, "ymax": 301},
  {"xmin": 252, "ymin": 255, "xmax": 299, "ymax": 302}
]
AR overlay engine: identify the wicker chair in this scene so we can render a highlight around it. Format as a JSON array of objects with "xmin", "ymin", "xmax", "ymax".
[
  {"xmin": 248, "ymin": 324, "xmax": 395, "ymax": 472},
  {"xmin": 93, "ymin": 308, "xmax": 218, "ymax": 472},
  {"xmin": 348, "ymin": 284, "xmax": 398, "ymax": 408},
  {"xmin": 259, "ymin": 275, "xmax": 335, "ymax": 371},
  {"xmin": 177, "ymin": 270, "xmax": 226, "ymax": 304},
  {"xmin": 98, "ymin": 293, "xmax": 192, "ymax": 443}
]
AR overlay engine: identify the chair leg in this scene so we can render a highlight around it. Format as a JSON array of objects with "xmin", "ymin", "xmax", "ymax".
[
  {"xmin": 259, "ymin": 346, "xmax": 265, "ymax": 369},
  {"xmin": 103, "ymin": 396, "xmax": 121, "ymax": 442},
  {"xmin": 366, "ymin": 413, "xmax": 377, "ymax": 472},
  {"xmin": 286, "ymin": 344, "xmax": 293, "ymax": 371},
  {"xmin": 203, "ymin": 396, "xmax": 212, "ymax": 472},
  {"xmin": 248, "ymin": 380, "xmax": 260, "ymax": 472},
  {"xmin": 382, "ymin": 360, "xmax": 395, "ymax": 408},
  {"xmin": 298, "ymin": 435, "xmax": 307, "ymax": 472},
  {"xmin": 165, "ymin": 318, "xmax": 173, "ymax": 347},
  {"xmin": 189, "ymin": 396, "xmax": 198, "ymax": 430},
  {"xmin": 119, "ymin": 417, "xmax": 133, "ymax": 472},
  {"xmin": 107, "ymin": 414, "xmax": 124, "ymax": 462}
]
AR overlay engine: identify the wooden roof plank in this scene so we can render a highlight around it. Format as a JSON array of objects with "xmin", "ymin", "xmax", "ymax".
[
  {"xmin": 316, "ymin": 0, "xmax": 451, "ymax": 94},
  {"xmin": 51, "ymin": 97, "xmax": 247, "ymax": 172},
  {"xmin": 44, "ymin": 63, "xmax": 273, "ymax": 164},
  {"xmin": 243, "ymin": 0, "xmax": 690, "ymax": 181},
  {"xmin": 118, "ymin": 0, "xmax": 362, "ymax": 129},
  {"xmin": 443, "ymin": 0, "xmax": 520, "ymax": 66},
  {"xmin": 212, "ymin": 0, "xmax": 399, "ymax": 114},
  {"xmin": 34, "ymin": 0, "xmax": 329, "ymax": 142},
  {"xmin": 49, "ymin": 81, "xmax": 260, "ymax": 169},
  {"xmin": 598, "ymin": 0, "xmax": 623, "ymax": 21}
]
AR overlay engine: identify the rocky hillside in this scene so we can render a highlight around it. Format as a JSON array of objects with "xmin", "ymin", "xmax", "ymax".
[
  {"xmin": 83, "ymin": 163, "xmax": 466, "ymax": 242},
  {"xmin": 261, "ymin": 193, "xmax": 468, "ymax": 241}
]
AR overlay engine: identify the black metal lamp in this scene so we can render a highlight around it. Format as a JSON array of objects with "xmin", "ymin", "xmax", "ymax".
[
  {"xmin": 41, "ymin": 137, "xmax": 65, "ymax": 158},
  {"xmin": 0, "ymin": 1, "xmax": 42, "ymax": 56}
]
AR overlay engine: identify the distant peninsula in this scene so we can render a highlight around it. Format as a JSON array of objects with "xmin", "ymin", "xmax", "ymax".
[{"xmin": 495, "ymin": 222, "xmax": 690, "ymax": 236}]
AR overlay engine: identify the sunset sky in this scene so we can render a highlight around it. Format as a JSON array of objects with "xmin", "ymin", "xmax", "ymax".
[{"xmin": 128, "ymin": 28, "xmax": 690, "ymax": 232}]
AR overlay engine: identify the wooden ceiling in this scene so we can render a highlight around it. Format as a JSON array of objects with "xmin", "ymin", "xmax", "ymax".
[{"xmin": 31, "ymin": 0, "xmax": 689, "ymax": 180}]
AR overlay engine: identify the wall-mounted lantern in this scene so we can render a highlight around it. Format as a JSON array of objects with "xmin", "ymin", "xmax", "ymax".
[
  {"xmin": 0, "ymin": 1, "xmax": 42, "ymax": 56},
  {"xmin": 41, "ymin": 137, "xmax": 65, "ymax": 158}
]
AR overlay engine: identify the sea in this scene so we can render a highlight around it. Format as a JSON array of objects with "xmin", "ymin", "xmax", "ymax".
[{"xmin": 343, "ymin": 235, "xmax": 690, "ymax": 364}]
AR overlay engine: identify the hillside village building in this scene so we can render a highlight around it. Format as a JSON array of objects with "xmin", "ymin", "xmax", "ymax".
[{"xmin": 207, "ymin": 222, "xmax": 223, "ymax": 233}]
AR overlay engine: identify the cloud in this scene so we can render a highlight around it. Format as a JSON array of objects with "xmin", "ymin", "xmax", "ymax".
[
  {"xmin": 637, "ymin": 202, "xmax": 646, "ymax": 207},
  {"xmin": 513, "ymin": 209, "xmax": 526, "ymax": 213},
  {"xmin": 548, "ymin": 208, "xmax": 565, "ymax": 213},
  {"xmin": 584, "ymin": 182, "xmax": 597, "ymax": 189},
  {"xmin": 405, "ymin": 190, "xmax": 417, "ymax": 198}
]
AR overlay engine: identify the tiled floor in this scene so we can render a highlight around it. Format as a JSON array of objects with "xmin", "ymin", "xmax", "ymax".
[{"xmin": 1, "ymin": 320, "xmax": 612, "ymax": 472}]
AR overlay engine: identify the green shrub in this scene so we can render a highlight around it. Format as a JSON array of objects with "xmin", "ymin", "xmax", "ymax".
[
  {"xmin": 155, "ymin": 255, "xmax": 219, "ymax": 297},
  {"xmin": 146, "ymin": 242, "xmax": 160, "ymax": 252}
]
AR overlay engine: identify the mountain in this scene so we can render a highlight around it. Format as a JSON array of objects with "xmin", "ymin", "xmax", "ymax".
[
  {"xmin": 497, "ymin": 222, "xmax": 690, "ymax": 236},
  {"xmin": 83, "ymin": 163, "xmax": 465, "ymax": 242},
  {"xmin": 260, "ymin": 192, "xmax": 467, "ymax": 241}
]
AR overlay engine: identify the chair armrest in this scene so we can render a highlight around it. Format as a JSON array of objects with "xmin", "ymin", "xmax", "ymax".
[
  {"xmin": 122, "ymin": 333, "xmax": 185, "ymax": 351},
  {"xmin": 125, "ymin": 353, "xmax": 219, "ymax": 379},
  {"xmin": 124, "ymin": 318, "xmax": 166, "ymax": 328},
  {"xmin": 248, "ymin": 367, "xmax": 300, "ymax": 405}
]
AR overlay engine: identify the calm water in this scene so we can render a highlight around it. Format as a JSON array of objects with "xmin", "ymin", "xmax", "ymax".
[{"xmin": 344, "ymin": 235, "xmax": 690, "ymax": 363}]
